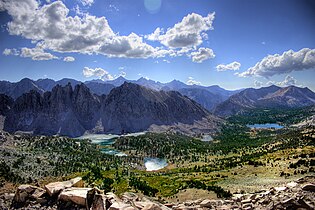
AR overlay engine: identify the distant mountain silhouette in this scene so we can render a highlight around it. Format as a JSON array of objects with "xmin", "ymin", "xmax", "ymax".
[{"xmin": 177, "ymin": 88, "xmax": 224, "ymax": 111}]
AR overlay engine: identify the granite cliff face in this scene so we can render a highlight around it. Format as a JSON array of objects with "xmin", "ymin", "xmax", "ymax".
[
  {"xmin": 3, "ymin": 82, "xmax": 220, "ymax": 137},
  {"xmin": 4, "ymin": 83, "xmax": 100, "ymax": 137},
  {"xmin": 0, "ymin": 94, "xmax": 13, "ymax": 116}
]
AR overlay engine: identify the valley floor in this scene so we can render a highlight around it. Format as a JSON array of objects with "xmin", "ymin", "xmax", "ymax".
[{"xmin": 0, "ymin": 110, "xmax": 314, "ymax": 208}]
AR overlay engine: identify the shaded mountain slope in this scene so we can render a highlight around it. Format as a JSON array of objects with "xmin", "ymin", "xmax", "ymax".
[
  {"xmin": 3, "ymin": 83, "xmax": 221, "ymax": 137},
  {"xmin": 177, "ymin": 88, "xmax": 224, "ymax": 111}
]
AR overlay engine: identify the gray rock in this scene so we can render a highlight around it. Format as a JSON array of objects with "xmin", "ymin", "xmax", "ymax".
[
  {"xmin": 121, "ymin": 192, "xmax": 139, "ymax": 202},
  {"xmin": 106, "ymin": 192, "xmax": 122, "ymax": 204},
  {"xmin": 142, "ymin": 203, "xmax": 163, "ymax": 210},
  {"xmin": 58, "ymin": 187, "xmax": 92, "ymax": 206},
  {"xmin": 241, "ymin": 199, "xmax": 251, "ymax": 204},
  {"xmin": 86, "ymin": 188, "xmax": 110, "ymax": 210},
  {"xmin": 90, "ymin": 193, "xmax": 109, "ymax": 210},
  {"xmin": 45, "ymin": 177, "xmax": 83, "ymax": 196},
  {"xmin": 108, "ymin": 202, "xmax": 135, "ymax": 210},
  {"xmin": 199, "ymin": 199, "xmax": 212, "ymax": 208},
  {"xmin": 14, "ymin": 185, "xmax": 46, "ymax": 204},
  {"xmin": 302, "ymin": 184, "xmax": 315, "ymax": 192}
]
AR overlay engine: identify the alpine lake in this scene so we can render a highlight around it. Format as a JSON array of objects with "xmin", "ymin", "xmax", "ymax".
[{"xmin": 76, "ymin": 132, "xmax": 169, "ymax": 171}]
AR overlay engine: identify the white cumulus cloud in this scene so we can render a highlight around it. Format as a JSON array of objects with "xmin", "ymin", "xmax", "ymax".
[
  {"xmin": 3, "ymin": 47, "xmax": 57, "ymax": 60},
  {"xmin": 1, "ymin": 0, "xmax": 217, "ymax": 62},
  {"xmin": 63, "ymin": 56, "xmax": 75, "ymax": 62},
  {"xmin": 276, "ymin": 75, "xmax": 298, "ymax": 86},
  {"xmin": 190, "ymin": 47, "xmax": 215, "ymax": 63},
  {"xmin": 0, "ymin": 0, "xmax": 161, "ymax": 59},
  {"xmin": 186, "ymin": 77, "xmax": 201, "ymax": 85},
  {"xmin": 266, "ymin": 75, "xmax": 299, "ymax": 87},
  {"xmin": 239, "ymin": 48, "xmax": 315, "ymax": 78},
  {"xmin": 3, "ymin": 48, "xmax": 19, "ymax": 56},
  {"xmin": 119, "ymin": 71, "xmax": 126, "ymax": 78},
  {"xmin": 145, "ymin": 27, "xmax": 163, "ymax": 41},
  {"xmin": 79, "ymin": 0, "xmax": 94, "ymax": 7},
  {"xmin": 146, "ymin": 12, "xmax": 215, "ymax": 48},
  {"xmin": 20, "ymin": 47, "xmax": 58, "ymax": 60},
  {"xmin": 83, "ymin": 67, "xmax": 127, "ymax": 81},
  {"xmin": 216, "ymin": 61, "xmax": 241, "ymax": 71},
  {"xmin": 83, "ymin": 67, "xmax": 114, "ymax": 80},
  {"xmin": 254, "ymin": 80, "xmax": 263, "ymax": 87},
  {"xmin": 98, "ymin": 33, "xmax": 157, "ymax": 58}
]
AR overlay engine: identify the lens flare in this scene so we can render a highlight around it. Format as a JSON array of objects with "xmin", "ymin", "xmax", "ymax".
[{"xmin": 144, "ymin": 0, "xmax": 162, "ymax": 14}]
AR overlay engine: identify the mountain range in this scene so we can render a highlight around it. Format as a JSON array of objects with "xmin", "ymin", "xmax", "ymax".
[
  {"xmin": 2, "ymin": 82, "xmax": 221, "ymax": 137},
  {"xmin": 0, "ymin": 77, "xmax": 315, "ymax": 137},
  {"xmin": 0, "ymin": 77, "xmax": 239, "ymax": 112},
  {"xmin": 214, "ymin": 85, "xmax": 315, "ymax": 116}
]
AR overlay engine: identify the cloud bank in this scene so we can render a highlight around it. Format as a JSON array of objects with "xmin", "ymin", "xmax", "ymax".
[
  {"xmin": 239, "ymin": 48, "xmax": 315, "ymax": 78},
  {"xmin": 0, "ymin": 0, "xmax": 216, "ymax": 62}
]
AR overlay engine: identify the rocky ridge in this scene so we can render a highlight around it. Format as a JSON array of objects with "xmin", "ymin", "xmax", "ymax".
[
  {"xmin": 214, "ymin": 85, "xmax": 315, "ymax": 117},
  {"xmin": 0, "ymin": 176, "xmax": 314, "ymax": 209},
  {"xmin": 3, "ymin": 82, "xmax": 221, "ymax": 137}
]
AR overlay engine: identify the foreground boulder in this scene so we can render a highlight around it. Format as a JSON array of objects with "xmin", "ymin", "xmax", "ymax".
[
  {"xmin": 6, "ymin": 175, "xmax": 315, "ymax": 210},
  {"xmin": 13, "ymin": 184, "xmax": 46, "ymax": 204},
  {"xmin": 58, "ymin": 187, "xmax": 92, "ymax": 206},
  {"xmin": 45, "ymin": 177, "xmax": 83, "ymax": 196},
  {"xmin": 108, "ymin": 201, "xmax": 135, "ymax": 210},
  {"xmin": 89, "ymin": 193, "xmax": 109, "ymax": 210},
  {"xmin": 86, "ymin": 187, "xmax": 111, "ymax": 210},
  {"xmin": 302, "ymin": 184, "xmax": 315, "ymax": 192}
]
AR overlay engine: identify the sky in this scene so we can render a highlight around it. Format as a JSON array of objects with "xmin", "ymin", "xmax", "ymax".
[{"xmin": 0, "ymin": 0, "xmax": 315, "ymax": 90}]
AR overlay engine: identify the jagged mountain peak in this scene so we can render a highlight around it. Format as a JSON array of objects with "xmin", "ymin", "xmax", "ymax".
[
  {"xmin": 137, "ymin": 77, "xmax": 149, "ymax": 81},
  {"xmin": 2, "ymin": 82, "xmax": 220, "ymax": 137}
]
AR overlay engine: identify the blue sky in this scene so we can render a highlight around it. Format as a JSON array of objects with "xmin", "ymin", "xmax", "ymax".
[{"xmin": 0, "ymin": 0, "xmax": 315, "ymax": 90}]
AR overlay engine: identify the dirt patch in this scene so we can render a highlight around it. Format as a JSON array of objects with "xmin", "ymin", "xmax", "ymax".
[{"xmin": 165, "ymin": 188, "xmax": 217, "ymax": 203}]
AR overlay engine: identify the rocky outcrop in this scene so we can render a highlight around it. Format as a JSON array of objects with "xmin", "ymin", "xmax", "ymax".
[
  {"xmin": 13, "ymin": 185, "xmax": 46, "ymax": 204},
  {"xmin": 45, "ymin": 177, "xmax": 84, "ymax": 196},
  {"xmin": 3, "ymin": 82, "xmax": 221, "ymax": 137},
  {"xmin": 4, "ymin": 83, "xmax": 101, "ymax": 137},
  {"xmin": 59, "ymin": 187, "xmax": 92, "ymax": 206},
  {"xmin": 86, "ymin": 188, "xmax": 110, "ymax": 210},
  {"xmin": 0, "ymin": 94, "xmax": 13, "ymax": 116},
  {"xmin": 3, "ymin": 176, "xmax": 314, "ymax": 210}
]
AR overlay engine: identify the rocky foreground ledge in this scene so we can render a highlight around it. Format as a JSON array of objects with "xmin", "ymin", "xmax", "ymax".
[{"xmin": 0, "ymin": 176, "xmax": 314, "ymax": 210}]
